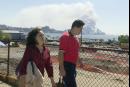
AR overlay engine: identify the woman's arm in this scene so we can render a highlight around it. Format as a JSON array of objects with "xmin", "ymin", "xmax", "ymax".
[
  {"xmin": 44, "ymin": 48, "xmax": 54, "ymax": 77},
  {"xmin": 44, "ymin": 49, "xmax": 56, "ymax": 87},
  {"xmin": 19, "ymin": 46, "xmax": 31, "ymax": 76}
]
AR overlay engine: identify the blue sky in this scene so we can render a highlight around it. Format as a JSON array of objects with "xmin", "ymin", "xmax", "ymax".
[{"xmin": 0, "ymin": 0, "xmax": 129, "ymax": 35}]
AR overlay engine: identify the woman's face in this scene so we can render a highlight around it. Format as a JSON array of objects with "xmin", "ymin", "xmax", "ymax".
[{"xmin": 35, "ymin": 31, "xmax": 45, "ymax": 46}]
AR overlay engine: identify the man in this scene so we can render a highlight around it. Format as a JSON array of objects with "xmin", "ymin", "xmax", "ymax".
[{"xmin": 58, "ymin": 19, "xmax": 85, "ymax": 87}]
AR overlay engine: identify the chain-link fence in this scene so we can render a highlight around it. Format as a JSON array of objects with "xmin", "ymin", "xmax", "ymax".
[{"xmin": 0, "ymin": 41, "xmax": 129, "ymax": 87}]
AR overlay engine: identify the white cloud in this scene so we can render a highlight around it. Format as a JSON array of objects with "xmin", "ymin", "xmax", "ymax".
[{"xmin": 7, "ymin": 2, "xmax": 97, "ymax": 30}]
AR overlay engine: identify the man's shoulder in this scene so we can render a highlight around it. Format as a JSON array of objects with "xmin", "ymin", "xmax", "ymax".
[
  {"xmin": 60, "ymin": 32, "xmax": 69, "ymax": 39},
  {"xmin": 63, "ymin": 32, "xmax": 69, "ymax": 36}
]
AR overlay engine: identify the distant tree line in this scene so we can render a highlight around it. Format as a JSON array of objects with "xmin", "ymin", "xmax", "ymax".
[{"xmin": 118, "ymin": 35, "xmax": 129, "ymax": 43}]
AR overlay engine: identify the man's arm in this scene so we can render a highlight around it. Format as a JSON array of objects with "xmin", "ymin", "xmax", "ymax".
[
  {"xmin": 58, "ymin": 35, "xmax": 67, "ymax": 76},
  {"xmin": 58, "ymin": 50, "xmax": 66, "ymax": 76}
]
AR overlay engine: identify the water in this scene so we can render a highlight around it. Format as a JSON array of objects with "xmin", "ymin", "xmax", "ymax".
[{"xmin": 45, "ymin": 33, "xmax": 119, "ymax": 41}]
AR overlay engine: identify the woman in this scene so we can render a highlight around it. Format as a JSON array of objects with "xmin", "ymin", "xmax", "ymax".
[{"xmin": 18, "ymin": 28, "xmax": 56, "ymax": 87}]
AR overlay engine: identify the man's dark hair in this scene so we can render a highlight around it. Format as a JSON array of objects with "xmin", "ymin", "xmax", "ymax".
[
  {"xmin": 26, "ymin": 28, "xmax": 41, "ymax": 46},
  {"xmin": 71, "ymin": 19, "xmax": 85, "ymax": 28}
]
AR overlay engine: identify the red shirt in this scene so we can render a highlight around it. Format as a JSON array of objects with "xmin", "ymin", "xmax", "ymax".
[
  {"xmin": 19, "ymin": 46, "xmax": 53, "ymax": 77},
  {"xmin": 59, "ymin": 32, "xmax": 80, "ymax": 64}
]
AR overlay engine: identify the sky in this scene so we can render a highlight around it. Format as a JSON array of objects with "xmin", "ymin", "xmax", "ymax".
[{"xmin": 0, "ymin": 0, "xmax": 129, "ymax": 35}]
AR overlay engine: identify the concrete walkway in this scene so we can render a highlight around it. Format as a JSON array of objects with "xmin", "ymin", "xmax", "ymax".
[{"xmin": 0, "ymin": 81, "xmax": 12, "ymax": 87}]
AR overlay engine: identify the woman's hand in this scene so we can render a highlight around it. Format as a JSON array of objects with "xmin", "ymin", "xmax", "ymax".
[
  {"xmin": 18, "ymin": 75, "xmax": 26, "ymax": 87},
  {"xmin": 50, "ymin": 77, "xmax": 56, "ymax": 87}
]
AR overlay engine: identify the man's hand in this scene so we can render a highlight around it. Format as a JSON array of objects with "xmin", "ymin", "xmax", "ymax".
[{"xmin": 59, "ymin": 67, "xmax": 66, "ymax": 77}]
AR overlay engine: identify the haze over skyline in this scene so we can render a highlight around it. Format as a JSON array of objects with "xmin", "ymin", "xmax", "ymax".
[{"xmin": 0, "ymin": 0, "xmax": 129, "ymax": 35}]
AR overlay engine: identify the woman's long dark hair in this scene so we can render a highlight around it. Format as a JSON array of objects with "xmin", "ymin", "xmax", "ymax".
[{"xmin": 26, "ymin": 28, "xmax": 41, "ymax": 46}]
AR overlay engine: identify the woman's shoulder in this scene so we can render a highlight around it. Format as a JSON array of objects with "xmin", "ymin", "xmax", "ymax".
[
  {"xmin": 26, "ymin": 45, "xmax": 36, "ymax": 51},
  {"xmin": 44, "ymin": 47, "xmax": 50, "ymax": 52}
]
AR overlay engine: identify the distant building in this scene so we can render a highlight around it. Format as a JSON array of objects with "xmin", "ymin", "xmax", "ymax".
[
  {"xmin": 1, "ymin": 30, "xmax": 26, "ymax": 41},
  {"xmin": 81, "ymin": 38, "xmax": 104, "ymax": 43}
]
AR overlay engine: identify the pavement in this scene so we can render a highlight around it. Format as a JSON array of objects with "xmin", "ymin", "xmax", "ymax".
[{"xmin": 0, "ymin": 81, "xmax": 12, "ymax": 87}]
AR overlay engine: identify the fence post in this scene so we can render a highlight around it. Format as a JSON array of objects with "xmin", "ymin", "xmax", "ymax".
[{"xmin": 7, "ymin": 41, "xmax": 10, "ymax": 76}]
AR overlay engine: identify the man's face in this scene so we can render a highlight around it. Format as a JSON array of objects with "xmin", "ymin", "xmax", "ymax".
[{"xmin": 71, "ymin": 26, "xmax": 83, "ymax": 35}]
